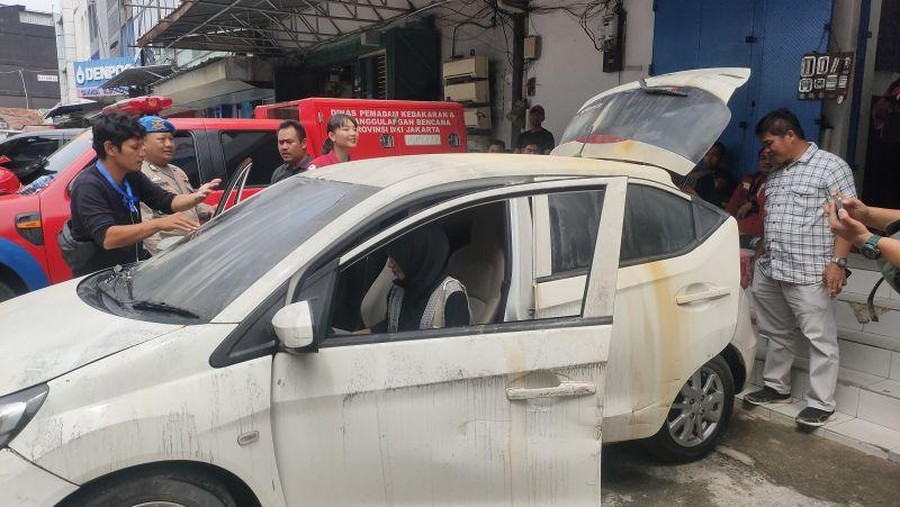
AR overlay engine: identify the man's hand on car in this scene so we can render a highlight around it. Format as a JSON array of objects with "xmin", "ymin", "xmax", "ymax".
[
  {"xmin": 192, "ymin": 178, "xmax": 221, "ymax": 205},
  {"xmin": 157, "ymin": 212, "xmax": 200, "ymax": 233}
]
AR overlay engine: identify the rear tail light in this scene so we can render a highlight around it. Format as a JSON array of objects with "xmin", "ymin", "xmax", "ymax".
[{"xmin": 15, "ymin": 212, "xmax": 43, "ymax": 246}]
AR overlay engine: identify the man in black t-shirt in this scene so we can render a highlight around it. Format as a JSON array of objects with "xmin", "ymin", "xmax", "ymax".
[
  {"xmin": 516, "ymin": 105, "xmax": 555, "ymax": 154},
  {"xmin": 68, "ymin": 112, "xmax": 220, "ymax": 276}
]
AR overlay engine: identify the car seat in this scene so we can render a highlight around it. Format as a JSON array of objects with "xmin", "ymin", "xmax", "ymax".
[{"xmin": 447, "ymin": 208, "xmax": 506, "ymax": 324}]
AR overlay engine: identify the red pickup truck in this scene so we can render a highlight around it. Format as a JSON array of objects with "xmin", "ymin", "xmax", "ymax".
[{"xmin": 0, "ymin": 96, "xmax": 467, "ymax": 301}]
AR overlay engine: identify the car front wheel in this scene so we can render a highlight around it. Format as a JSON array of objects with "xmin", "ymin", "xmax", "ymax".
[
  {"xmin": 646, "ymin": 355, "xmax": 735, "ymax": 462},
  {"xmin": 59, "ymin": 467, "xmax": 238, "ymax": 507}
]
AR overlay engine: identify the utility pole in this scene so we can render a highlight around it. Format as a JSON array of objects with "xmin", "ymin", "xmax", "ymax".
[
  {"xmin": 18, "ymin": 69, "xmax": 30, "ymax": 109},
  {"xmin": 510, "ymin": 10, "xmax": 526, "ymax": 150}
]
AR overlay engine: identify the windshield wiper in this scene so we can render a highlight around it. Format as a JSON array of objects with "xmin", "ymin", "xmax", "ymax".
[
  {"xmin": 129, "ymin": 300, "xmax": 200, "ymax": 319},
  {"xmin": 638, "ymin": 77, "xmax": 688, "ymax": 97}
]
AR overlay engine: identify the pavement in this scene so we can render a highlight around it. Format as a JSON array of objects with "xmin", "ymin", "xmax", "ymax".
[{"xmin": 601, "ymin": 406, "xmax": 900, "ymax": 506}]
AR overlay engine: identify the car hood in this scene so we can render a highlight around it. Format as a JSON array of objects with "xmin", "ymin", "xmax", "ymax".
[
  {"xmin": 552, "ymin": 68, "xmax": 750, "ymax": 176},
  {"xmin": 0, "ymin": 279, "xmax": 181, "ymax": 395}
]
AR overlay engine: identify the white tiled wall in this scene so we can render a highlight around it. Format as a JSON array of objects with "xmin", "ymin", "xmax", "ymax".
[
  {"xmin": 863, "ymin": 309, "xmax": 900, "ymax": 339},
  {"xmin": 843, "ymin": 269, "xmax": 893, "ymax": 299},
  {"xmin": 838, "ymin": 340, "xmax": 893, "ymax": 377},
  {"xmin": 858, "ymin": 390, "xmax": 900, "ymax": 431}
]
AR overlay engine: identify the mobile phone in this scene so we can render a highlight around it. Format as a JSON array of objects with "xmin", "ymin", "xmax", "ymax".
[{"xmin": 833, "ymin": 195, "xmax": 844, "ymax": 213}]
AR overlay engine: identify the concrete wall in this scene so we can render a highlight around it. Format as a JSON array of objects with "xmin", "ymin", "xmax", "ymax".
[
  {"xmin": 433, "ymin": 0, "xmax": 653, "ymax": 151},
  {"xmin": 527, "ymin": 0, "xmax": 653, "ymax": 147}
]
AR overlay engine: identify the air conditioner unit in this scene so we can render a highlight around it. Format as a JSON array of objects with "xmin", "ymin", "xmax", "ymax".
[
  {"xmin": 445, "ymin": 81, "xmax": 490, "ymax": 103},
  {"xmin": 464, "ymin": 107, "xmax": 492, "ymax": 129},
  {"xmin": 443, "ymin": 56, "xmax": 489, "ymax": 81}
]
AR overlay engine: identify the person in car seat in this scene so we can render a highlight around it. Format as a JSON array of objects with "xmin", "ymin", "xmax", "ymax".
[
  {"xmin": 372, "ymin": 225, "xmax": 472, "ymax": 333},
  {"xmin": 308, "ymin": 114, "xmax": 358, "ymax": 169}
]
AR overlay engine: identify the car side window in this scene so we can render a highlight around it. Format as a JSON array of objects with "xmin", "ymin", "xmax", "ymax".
[
  {"xmin": 548, "ymin": 190, "xmax": 605, "ymax": 275},
  {"xmin": 172, "ymin": 132, "xmax": 202, "ymax": 188},
  {"xmin": 315, "ymin": 187, "xmax": 608, "ymax": 346},
  {"xmin": 620, "ymin": 184, "xmax": 695, "ymax": 265},
  {"xmin": 219, "ymin": 131, "xmax": 281, "ymax": 187}
]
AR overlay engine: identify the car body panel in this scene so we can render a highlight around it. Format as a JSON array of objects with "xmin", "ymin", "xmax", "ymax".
[
  {"xmin": 0, "ymin": 279, "xmax": 180, "ymax": 394},
  {"xmin": 603, "ymin": 205, "xmax": 742, "ymax": 443},
  {"xmin": 10, "ymin": 326, "xmax": 287, "ymax": 507},
  {"xmin": 0, "ymin": 449, "xmax": 78, "ymax": 507}
]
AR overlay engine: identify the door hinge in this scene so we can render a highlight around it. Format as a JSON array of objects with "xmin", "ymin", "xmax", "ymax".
[{"xmin": 745, "ymin": 35, "xmax": 758, "ymax": 44}]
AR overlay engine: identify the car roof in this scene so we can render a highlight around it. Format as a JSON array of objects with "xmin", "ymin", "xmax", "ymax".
[{"xmin": 308, "ymin": 153, "xmax": 675, "ymax": 190}]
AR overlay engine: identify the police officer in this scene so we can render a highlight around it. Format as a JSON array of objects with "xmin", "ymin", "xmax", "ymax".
[
  {"xmin": 67, "ymin": 112, "xmax": 220, "ymax": 276},
  {"xmin": 139, "ymin": 115, "xmax": 214, "ymax": 254}
]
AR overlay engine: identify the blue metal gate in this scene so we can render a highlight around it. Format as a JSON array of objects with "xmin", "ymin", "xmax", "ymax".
[{"xmin": 652, "ymin": 0, "xmax": 834, "ymax": 178}]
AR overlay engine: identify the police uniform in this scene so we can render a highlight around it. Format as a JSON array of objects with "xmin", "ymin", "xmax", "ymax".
[{"xmin": 139, "ymin": 116, "xmax": 214, "ymax": 254}]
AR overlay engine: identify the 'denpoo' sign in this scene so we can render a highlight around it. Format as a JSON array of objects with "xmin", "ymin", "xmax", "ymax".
[{"xmin": 74, "ymin": 57, "xmax": 136, "ymax": 98}]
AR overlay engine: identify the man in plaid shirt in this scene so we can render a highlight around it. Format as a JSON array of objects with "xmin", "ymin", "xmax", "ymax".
[{"xmin": 745, "ymin": 109, "xmax": 855, "ymax": 427}]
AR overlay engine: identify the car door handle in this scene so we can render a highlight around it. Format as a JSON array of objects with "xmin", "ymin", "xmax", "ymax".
[
  {"xmin": 675, "ymin": 286, "xmax": 732, "ymax": 305},
  {"xmin": 506, "ymin": 381, "xmax": 597, "ymax": 401}
]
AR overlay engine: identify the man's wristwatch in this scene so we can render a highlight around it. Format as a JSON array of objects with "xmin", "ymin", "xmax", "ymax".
[
  {"xmin": 861, "ymin": 235, "xmax": 882, "ymax": 260},
  {"xmin": 831, "ymin": 256, "xmax": 848, "ymax": 268}
]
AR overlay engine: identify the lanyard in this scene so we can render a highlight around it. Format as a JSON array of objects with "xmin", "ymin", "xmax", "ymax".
[{"xmin": 96, "ymin": 161, "xmax": 138, "ymax": 213}]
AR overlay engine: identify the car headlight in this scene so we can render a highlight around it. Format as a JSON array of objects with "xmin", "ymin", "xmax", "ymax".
[{"xmin": 0, "ymin": 384, "xmax": 48, "ymax": 449}]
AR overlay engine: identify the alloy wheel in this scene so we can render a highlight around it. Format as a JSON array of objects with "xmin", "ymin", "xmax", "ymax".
[{"xmin": 666, "ymin": 365, "xmax": 726, "ymax": 447}]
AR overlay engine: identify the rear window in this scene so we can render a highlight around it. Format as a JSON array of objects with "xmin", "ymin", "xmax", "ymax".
[{"xmin": 559, "ymin": 86, "xmax": 731, "ymax": 166}]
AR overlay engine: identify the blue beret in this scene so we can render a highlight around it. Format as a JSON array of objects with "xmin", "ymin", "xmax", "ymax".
[{"xmin": 140, "ymin": 115, "xmax": 175, "ymax": 134}]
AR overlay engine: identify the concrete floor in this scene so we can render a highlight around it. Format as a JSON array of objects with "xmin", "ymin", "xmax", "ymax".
[{"xmin": 602, "ymin": 406, "xmax": 900, "ymax": 506}]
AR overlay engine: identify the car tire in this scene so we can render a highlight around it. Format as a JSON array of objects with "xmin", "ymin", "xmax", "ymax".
[
  {"xmin": 645, "ymin": 355, "xmax": 735, "ymax": 463},
  {"xmin": 0, "ymin": 281, "xmax": 16, "ymax": 303},
  {"xmin": 60, "ymin": 468, "xmax": 238, "ymax": 507}
]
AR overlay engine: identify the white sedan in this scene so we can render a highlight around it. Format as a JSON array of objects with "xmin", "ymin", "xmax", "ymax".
[{"xmin": 0, "ymin": 68, "xmax": 755, "ymax": 506}]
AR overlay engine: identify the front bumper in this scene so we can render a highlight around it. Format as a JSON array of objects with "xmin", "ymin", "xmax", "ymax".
[{"xmin": 0, "ymin": 448, "xmax": 77, "ymax": 506}]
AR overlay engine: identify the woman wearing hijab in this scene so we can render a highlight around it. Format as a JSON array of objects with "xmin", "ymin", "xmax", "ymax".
[{"xmin": 373, "ymin": 225, "xmax": 471, "ymax": 333}]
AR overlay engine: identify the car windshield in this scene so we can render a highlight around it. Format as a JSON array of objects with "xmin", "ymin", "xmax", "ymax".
[
  {"xmin": 85, "ymin": 177, "xmax": 375, "ymax": 322},
  {"xmin": 17, "ymin": 135, "xmax": 93, "ymax": 194},
  {"xmin": 558, "ymin": 86, "xmax": 731, "ymax": 165}
]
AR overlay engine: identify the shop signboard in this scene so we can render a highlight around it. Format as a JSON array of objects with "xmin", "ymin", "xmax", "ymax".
[
  {"xmin": 74, "ymin": 57, "xmax": 136, "ymax": 98},
  {"xmin": 798, "ymin": 51, "xmax": 854, "ymax": 103}
]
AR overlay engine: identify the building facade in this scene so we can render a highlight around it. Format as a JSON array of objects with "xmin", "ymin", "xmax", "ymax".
[{"xmin": 0, "ymin": 6, "xmax": 60, "ymax": 109}]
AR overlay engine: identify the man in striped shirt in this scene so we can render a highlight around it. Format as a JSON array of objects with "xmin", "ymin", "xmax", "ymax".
[{"xmin": 744, "ymin": 109, "xmax": 856, "ymax": 428}]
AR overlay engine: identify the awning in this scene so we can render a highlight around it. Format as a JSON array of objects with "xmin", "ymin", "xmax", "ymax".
[
  {"xmin": 153, "ymin": 56, "xmax": 274, "ymax": 114},
  {"xmin": 101, "ymin": 64, "xmax": 175, "ymax": 89},
  {"xmin": 137, "ymin": 0, "xmax": 443, "ymax": 56}
]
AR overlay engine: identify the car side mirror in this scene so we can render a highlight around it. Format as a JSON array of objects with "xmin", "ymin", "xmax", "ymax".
[{"xmin": 272, "ymin": 301, "xmax": 315, "ymax": 350}]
